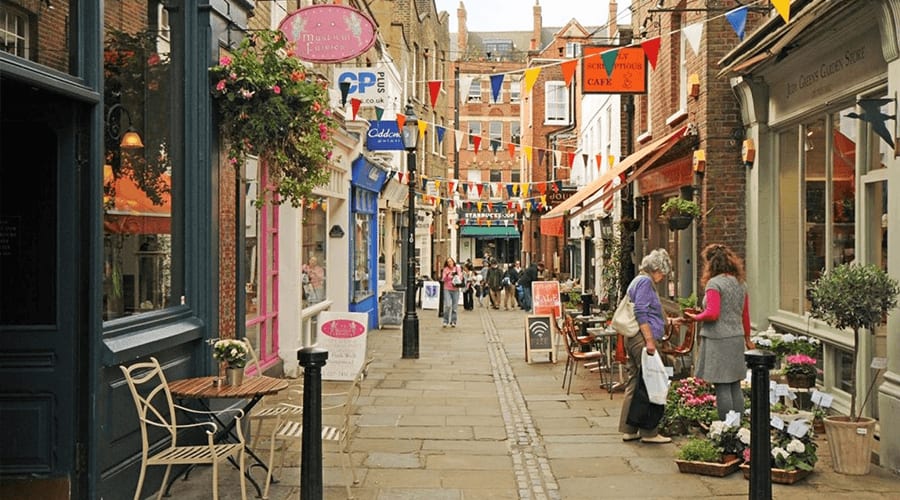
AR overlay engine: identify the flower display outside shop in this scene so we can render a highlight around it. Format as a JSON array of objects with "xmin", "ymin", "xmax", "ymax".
[
  {"xmin": 209, "ymin": 29, "xmax": 338, "ymax": 207},
  {"xmin": 741, "ymin": 421, "xmax": 818, "ymax": 472},
  {"xmin": 783, "ymin": 354, "xmax": 818, "ymax": 377},
  {"xmin": 751, "ymin": 329, "xmax": 820, "ymax": 358},
  {"xmin": 212, "ymin": 339, "xmax": 249, "ymax": 368},
  {"xmin": 707, "ymin": 419, "xmax": 747, "ymax": 458},
  {"xmin": 660, "ymin": 377, "xmax": 719, "ymax": 435}
]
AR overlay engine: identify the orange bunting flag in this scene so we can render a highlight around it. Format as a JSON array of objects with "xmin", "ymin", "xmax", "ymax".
[
  {"xmin": 486, "ymin": 202, "xmax": 493, "ymax": 212},
  {"xmin": 428, "ymin": 80, "xmax": 442, "ymax": 108},
  {"xmin": 395, "ymin": 114, "xmax": 406, "ymax": 133},
  {"xmin": 561, "ymin": 59, "xmax": 577, "ymax": 86},
  {"xmin": 351, "ymin": 98, "xmax": 362, "ymax": 120},
  {"xmin": 641, "ymin": 37, "xmax": 661, "ymax": 70},
  {"xmin": 595, "ymin": 154, "xmax": 602, "ymax": 170},
  {"xmin": 508, "ymin": 143, "xmax": 516, "ymax": 158},
  {"xmin": 449, "ymin": 181, "xmax": 456, "ymax": 194},
  {"xmin": 473, "ymin": 136, "xmax": 482, "ymax": 154},
  {"xmin": 537, "ymin": 182, "xmax": 547, "ymax": 195},
  {"xmin": 397, "ymin": 171, "xmax": 405, "ymax": 184}
]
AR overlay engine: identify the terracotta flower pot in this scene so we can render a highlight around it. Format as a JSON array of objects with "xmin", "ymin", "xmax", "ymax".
[{"xmin": 823, "ymin": 415, "xmax": 876, "ymax": 475}]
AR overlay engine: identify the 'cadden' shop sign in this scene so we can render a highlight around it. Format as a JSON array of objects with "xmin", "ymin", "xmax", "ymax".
[{"xmin": 279, "ymin": 4, "xmax": 376, "ymax": 63}]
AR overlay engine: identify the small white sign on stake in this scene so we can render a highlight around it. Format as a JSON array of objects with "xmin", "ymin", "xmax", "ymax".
[
  {"xmin": 787, "ymin": 419, "xmax": 810, "ymax": 438},
  {"xmin": 770, "ymin": 415, "xmax": 785, "ymax": 430}
]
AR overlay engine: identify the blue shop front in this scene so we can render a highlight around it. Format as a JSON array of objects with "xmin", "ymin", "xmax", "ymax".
[{"xmin": 349, "ymin": 156, "xmax": 388, "ymax": 329}]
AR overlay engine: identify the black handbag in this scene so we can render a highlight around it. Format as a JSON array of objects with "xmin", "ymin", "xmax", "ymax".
[{"xmin": 626, "ymin": 369, "xmax": 665, "ymax": 430}]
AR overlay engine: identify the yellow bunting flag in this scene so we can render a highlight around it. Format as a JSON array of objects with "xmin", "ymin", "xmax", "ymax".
[
  {"xmin": 417, "ymin": 119, "xmax": 427, "ymax": 139},
  {"xmin": 772, "ymin": 0, "xmax": 790, "ymax": 23},
  {"xmin": 477, "ymin": 201, "xmax": 483, "ymax": 211},
  {"xmin": 524, "ymin": 67, "xmax": 541, "ymax": 94},
  {"xmin": 524, "ymin": 145, "xmax": 533, "ymax": 162},
  {"xmin": 521, "ymin": 183, "xmax": 530, "ymax": 197}
]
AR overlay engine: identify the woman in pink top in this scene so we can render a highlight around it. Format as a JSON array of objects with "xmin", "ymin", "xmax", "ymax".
[{"xmin": 440, "ymin": 258, "xmax": 462, "ymax": 327}]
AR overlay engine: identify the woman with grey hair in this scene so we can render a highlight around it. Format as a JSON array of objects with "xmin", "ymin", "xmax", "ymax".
[{"xmin": 618, "ymin": 248, "xmax": 680, "ymax": 443}]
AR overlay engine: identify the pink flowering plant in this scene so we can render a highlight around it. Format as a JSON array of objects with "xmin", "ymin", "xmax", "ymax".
[
  {"xmin": 783, "ymin": 354, "xmax": 818, "ymax": 378},
  {"xmin": 660, "ymin": 377, "xmax": 719, "ymax": 435},
  {"xmin": 209, "ymin": 29, "xmax": 337, "ymax": 207}
]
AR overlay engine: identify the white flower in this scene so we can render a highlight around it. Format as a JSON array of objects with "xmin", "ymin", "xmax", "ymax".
[
  {"xmin": 737, "ymin": 428, "xmax": 751, "ymax": 445},
  {"xmin": 782, "ymin": 333, "xmax": 796, "ymax": 343},
  {"xmin": 787, "ymin": 439, "xmax": 805, "ymax": 454},
  {"xmin": 758, "ymin": 339, "xmax": 772, "ymax": 347},
  {"xmin": 771, "ymin": 447, "xmax": 789, "ymax": 460},
  {"xmin": 708, "ymin": 421, "xmax": 727, "ymax": 438},
  {"xmin": 798, "ymin": 335, "xmax": 808, "ymax": 341}
]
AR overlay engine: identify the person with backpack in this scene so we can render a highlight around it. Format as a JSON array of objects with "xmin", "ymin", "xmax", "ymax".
[
  {"xmin": 485, "ymin": 259, "xmax": 503, "ymax": 309},
  {"xmin": 502, "ymin": 262, "xmax": 519, "ymax": 310}
]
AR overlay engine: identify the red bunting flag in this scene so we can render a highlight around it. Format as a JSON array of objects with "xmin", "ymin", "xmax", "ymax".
[
  {"xmin": 568, "ymin": 152, "xmax": 575, "ymax": 167},
  {"xmin": 537, "ymin": 183, "xmax": 547, "ymax": 195},
  {"xmin": 561, "ymin": 59, "xmax": 577, "ymax": 86},
  {"xmin": 351, "ymin": 98, "xmax": 361, "ymax": 120},
  {"xmin": 395, "ymin": 113, "xmax": 406, "ymax": 133},
  {"xmin": 508, "ymin": 143, "xmax": 516, "ymax": 158},
  {"xmin": 428, "ymin": 80, "xmax": 442, "ymax": 108},
  {"xmin": 473, "ymin": 136, "xmax": 482, "ymax": 155},
  {"xmin": 476, "ymin": 183, "xmax": 484, "ymax": 197},
  {"xmin": 397, "ymin": 171, "xmax": 405, "ymax": 184},
  {"xmin": 641, "ymin": 37, "xmax": 661, "ymax": 70}
]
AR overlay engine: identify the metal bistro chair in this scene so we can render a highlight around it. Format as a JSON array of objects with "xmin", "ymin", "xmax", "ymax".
[
  {"xmin": 560, "ymin": 318, "xmax": 605, "ymax": 395},
  {"xmin": 659, "ymin": 319, "xmax": 697, "ymax": 377},
  {"xmin": 263, "ymin": 359, "xmax": 373, "ymax": 499},
  {"xmin": 119, "ymin": 357, "xmax": 247, "ymax": 500},
  {"xmin": 241, "ymin": 339, "xmax": 303, "ymax": 450}
]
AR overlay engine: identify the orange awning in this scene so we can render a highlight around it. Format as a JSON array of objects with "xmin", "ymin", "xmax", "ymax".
[
  {"xmin": 104, "ymin": 174, "xmax": 171, "ymax": 234},
  {"xmin": 540, "ymin": 126, "xmax": 688, "ymax": 236}
]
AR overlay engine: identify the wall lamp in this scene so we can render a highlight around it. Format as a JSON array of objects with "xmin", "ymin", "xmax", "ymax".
[{"xmin": 107, "ymin": 103, "xmax": 144, "ymax": 149}]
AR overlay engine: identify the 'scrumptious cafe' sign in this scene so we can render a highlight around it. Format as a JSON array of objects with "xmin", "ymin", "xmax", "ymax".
[{"xmin": 279, "ymin": 4, "xmax": 376, "ymax": 63}]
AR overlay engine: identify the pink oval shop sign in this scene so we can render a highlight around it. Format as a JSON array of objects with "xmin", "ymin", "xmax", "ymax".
[
  {"xmin": 320, "ymin": 318, "xmax": 366, "ymax": 339},
  {"xmin": 279, "ymin": 4, "xmax": 377, "ymax": 63}
]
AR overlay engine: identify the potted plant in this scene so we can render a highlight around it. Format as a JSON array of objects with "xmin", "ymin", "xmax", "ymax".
[
  {"xmin": 209, "ymin": 29, "xmax": 337, "ymax": 208},
  {"xmin": 659, "ymin": 377, "xmax": 719, "ymax": 436},
  {"xmin": 807, "ymin": 263, "xmax": 900, "ymax": 474},
  {"xmin": 739, "ymin": 420, "xmax": 818, "ymax": 484},
  {"xmin": 675, "ymin": 436, "xmax": 742, "ymax": 477},
  {"xmin": 782, "ymin": 354, "xmax": 818, "ymax": 388},
  {"xmin": 212, "ymin": 338, "xmax": 249, "ymax": 386},
  {"xmin": 660, "ymin": 197, "xmax": 701, "ymax": 230}
]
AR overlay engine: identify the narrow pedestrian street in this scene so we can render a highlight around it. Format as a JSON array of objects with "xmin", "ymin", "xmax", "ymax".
[{"xmin": 175, "ymin": 306, "xmax": 900, "ymax": 499}]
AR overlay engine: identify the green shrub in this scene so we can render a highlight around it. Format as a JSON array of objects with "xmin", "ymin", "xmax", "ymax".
[{"xmin": 677, "ymin": 437, "xmax": 721, "ymax": 462}]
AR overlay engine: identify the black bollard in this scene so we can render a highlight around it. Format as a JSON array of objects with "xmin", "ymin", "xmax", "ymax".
[
  {"xmin": 298, "ymin": 347, "xmax": 328, "ymax": 500},
  {"xmin": 745, "ymin": 349, "xmax": 775, "ymax": 500}
]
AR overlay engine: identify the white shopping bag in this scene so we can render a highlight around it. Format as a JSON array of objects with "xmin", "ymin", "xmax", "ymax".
[{"xmin": 642, "ymin": 347, "xmax": 670, "ymax": 405}]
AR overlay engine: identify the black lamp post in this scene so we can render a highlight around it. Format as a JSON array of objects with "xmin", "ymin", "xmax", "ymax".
[
  {"xmin": 579, "ymin": 219, "xmax": 595, "ymax": 344},
  {"xmin": 401, "ymin": 103, "xmax": 420, "ymax": 359}
]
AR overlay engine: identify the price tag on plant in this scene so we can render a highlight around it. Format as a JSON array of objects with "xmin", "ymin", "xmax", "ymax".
[
  {"xmin": 770, "ymin": 415, "xmax": 785, "ymax": 430},
  {"xmin": 725, "ymin": 410, "xmax": 741, "ymax": 427},
  {"xmin": 818, "ymin": 392, "xmax": 833, "ymax": 408},
  {"xmin": 785, "ymin": 389, "xmax": 797, "ymax": 401},
  {"xmin": 769, "ymin": 388, "xmax": 778, "ymax": 405},
  {"xmin": 775, "ymin": 384, "xmax": 790, "ymax": 397},
  {"xmin": 787, "ymin": 419, "xmax": 810, "ymax": 438},
  {"xmin": 871, "ymin": 357, "xmax": 887, "ymax": 370}
]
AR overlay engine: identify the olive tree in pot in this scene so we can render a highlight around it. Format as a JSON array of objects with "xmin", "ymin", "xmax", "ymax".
[{"xmin": 808, "ymin": 263, "xmax": 899, "ymax": 475}]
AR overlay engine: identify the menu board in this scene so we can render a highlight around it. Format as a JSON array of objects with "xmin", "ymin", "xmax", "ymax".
[{"xmin": 317, "ymin": 311, "xmax": 369, "ymax": 381}]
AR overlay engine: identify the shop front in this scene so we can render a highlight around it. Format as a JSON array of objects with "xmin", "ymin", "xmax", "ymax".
[
  {"xmin": 350, "ymin": 156, "xmax": 388, "ymax": 329},
  {"xmin": 458, "ymin": 206, "xmax": 520, "ymax": 266},
  {"xmin": 720, "ymin": 0, "xmax": 899, "ymax": 469}
]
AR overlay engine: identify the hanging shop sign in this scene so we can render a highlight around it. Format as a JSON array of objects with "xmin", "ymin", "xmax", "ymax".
[
  {"xmin": 582, "ymin": 46, "xmax": 647, "ymax": 94},
  {"xmin": 280, "ymin": 4, "xmax": 377, "ymax": 63},
  {"xmin": 335, "ymin": 66, "xmax": 399, "ymax": 108},
  {"xmin": 366, "ymin": 121, "xmax": 404, "ymax": 151}
]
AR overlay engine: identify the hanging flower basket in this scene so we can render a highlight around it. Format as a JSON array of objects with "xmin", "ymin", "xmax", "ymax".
[
  {"xmin": 209, "ymin": 29, "xmax": 337, "ymax": 208},
  {"xmin": 668, "ymin": 215, "xmax": 694, "ymax": 231}
]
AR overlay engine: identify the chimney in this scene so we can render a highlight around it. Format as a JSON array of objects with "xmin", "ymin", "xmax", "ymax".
[
  {"xmin": 609, "ymin": 1, "xmax": 618, "ymax": 39},
  {"xmin": 531, "ymin": 1, "xmax": 542, "ymax": 51},
  {"xmin": 458, "ymin": 2, "xmax": 468, "ymax": 58}
]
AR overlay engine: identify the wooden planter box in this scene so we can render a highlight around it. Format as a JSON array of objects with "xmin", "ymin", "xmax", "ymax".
[
  {"xmin": 739, "ymin": 463, "xmax": 812, "ymax": 484},
  {"xmin": 675, "ymin": 457, "xmax": 742, "ymax": 477}
]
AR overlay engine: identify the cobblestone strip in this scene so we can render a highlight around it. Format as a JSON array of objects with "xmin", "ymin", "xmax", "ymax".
[{"xmin": 480, "ymin": 310, "xmax": 560, "ymax": 500}]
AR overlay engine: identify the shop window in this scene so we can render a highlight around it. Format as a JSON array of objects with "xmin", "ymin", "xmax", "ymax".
[
  {"xmin": 302, "ymin": 202, "xmax": 327, "ymax": 308},
  {"xmin": 244, "ymin": 158, "xmax": 279, "ymax": 366},
  {"xmin": 352, "ymin": 212, "xmax": 373, "ymax": 302},
  {"xmin": 511, "ymin": 122, "xmax": 521, "ymax": 146},
  {"xmin": 545, "ymin": 81, "xmax": 569, "ymax": 124},
  {"xmin": 510, "ymin": 79, "xmax": 521, "ymax": 103},
  {"xmin": 489, "ymin": 170, "xmax": 501, "ymax": 182},
  {"xmin": 469, "ymin": 122, "xmax": 481, "ymax": 147},
  {"xmin": 467, "ymin": 78, "xmax": 482, "ymax": 103},
  {"xmin": 102, "ymin": 6, "xmax": 174, "ymax": 321},
  {"xmin": 777, "ymin": 128, "xmax": 801, "ymax": 313}
]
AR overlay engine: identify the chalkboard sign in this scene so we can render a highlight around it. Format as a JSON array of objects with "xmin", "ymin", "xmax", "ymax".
[
  {"xmin": 525, "ymin": 314, "xmax": 557, "ymax": 363},
  {"xmin": 379, "ymin": 291, "xmax": 403, "ymax": 328}
]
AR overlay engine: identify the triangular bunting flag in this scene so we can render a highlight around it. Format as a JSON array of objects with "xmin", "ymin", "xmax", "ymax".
[
  {"xmin": 772, "ymin": 0, "xmax": 790, "ymax": 23},
  {"xmin": 490, "ymin": 74, "xmax": 504, "ymax": 103},
  {"xmin": 339, "ymin": 81, "xmax": 350, "ymax": 106},
  {"xmin": 455, "ymin": 130, "xmax": 464, "ymax": 152},
  {"xmin": 725, "ymin": 6, "xmax": 748, "ymax": 41},
  {"xmin": 608, "ymin": 155, "xmax": 616, "ymax": 168},
  {"xmin": 561, "ymin": 59, "xmax": 577, "ymax": 86},
  {"xmin": 506, "ymin": 184, "xmax": 514, "ymax": 198},
  {"xmin": 491, "ymin": 183, "xmax": 499, "ymax": 198},
  {"xmin": 428, "ymin": 80, "xmax": 442, "ymax": 108},
  {"xmin": 541, "ymin": 195, "xmax": 546, "ymax": 207},
  {"xmin": 449, "ymin": 181, "xmax": 456, "ymax": 194},
  {"xmin": 417, "ymin": 119, "xmax": 427, "ymax": 139},
  {"xmin": 473, "ymin": 136, "xmax": 482, "ymax": 154},
  {"xmin": 683, "ymin": 22, "xmax": 704, "ymax": 56},
  {"xmin": 350, "ymin": 98, "xmax": 361, "ymax": 120},
  {"xmin": 397, "ymin": 171, "xmax": 405, "ymax": 184},
  {"xmin": 508, "ymin": 143, "xmax": 516, "ymax": 158},
  {"xmin": 434, "ymin": 180, "xmax": 441, "ymax": 192},
  {"xmin": 490, "ymin": 139, "xmax": 500, "ymax": 155},
  {"xmin": 641, "ymin": 37, "xmax": 661, "ymax": 70},
  {"xmin": 554, "ymin": 180, "xmax": 562, "ymax": 192},
  {"xmin": 459, "ymin": 75, "xmax": 475, "ymax": 102},
  {"xmin": 477, "ymin": 201, "xmax": 483, "ymax": 211},
  {"xmin": 486, "ymin": 202, "xmax": 493, "ymax": 212},
  {"xmin": 554, "ymin": 150, "xmax": 562, "ymax": 167},
  {"xmin": 395, "ymin": 114, "xmax": 406, "ymax": 133},
  {"xmin": 512, "ymin": 184, "xmax": 519, "ymax": 196},
  {"xmin": 436, "ymin": 126, "xmax": 446, "ymax": 144},
  {"xmin": 521, "ymin": 183, "xmax": 530, "ymax": 197},
  {"xmin": 476, "ymin": 184, "xmax": 484, "ymax": 197},
  {"xmin": 567, "ymin": 152, "xmax": 575, "ymax": 167},
  {"xmin": 595, "ymin": 154, "xmax": 602, "ymax": 170},
  {"xmin": 536, "ymin": 149, "xmax": 545, "ymax": 167},
  {"xmin": 374, "ymin": 106, "xmax": 384, "ymax": 121},
  {"xmin": 581, "ymin": 153, "xmax": 589, "ymax": 169},
  {"xmin": 601, "ymin": 49, "xmax": 619, "ymax": 78},
  {"xmin": 524, "ymin": 67, "xmax": 541, "ymax": 94},
  {"xmin": 537, "ymin": 183, "xmax": 547, "ymax": 195},
  {"xmin": 525, "ymin": 146, "xmax": 533, "ymax": 162}
]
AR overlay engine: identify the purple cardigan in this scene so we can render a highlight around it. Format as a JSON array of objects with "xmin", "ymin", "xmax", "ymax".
[{"xmin": 628, "ymin": 275, "xmax": 665, "ymax": 340}]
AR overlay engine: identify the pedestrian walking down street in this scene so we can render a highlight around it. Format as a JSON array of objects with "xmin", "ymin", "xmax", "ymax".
[
  {"xmin": 685, "ymin": 244, "xmax": 756, "ymax": 420},
  {"xmin": 486, "ymin": 259, "xmax": 503, "ymax": 310},
  {"xmin": 462, "ymin": 263, "xmax": 476, "ymax": 311},
  {"xmin": 518, "ymin": 261, "xmax": 539, "ymax": 312},
  {"xmin": 440, "ymin": 258, "xmax": 462, "ymax": 327},
  {"xmin": 502, "ymin": 262, "xmax": 518, "ymax": 310},
  {"xmin": 618, "ymin": 249, "xmax": 681, "ymax": 444}
]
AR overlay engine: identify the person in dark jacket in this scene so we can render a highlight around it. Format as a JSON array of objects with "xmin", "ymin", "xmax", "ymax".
[
  {"xmin": 502, "ymin": 262, "xmax": 519, "ymax": 310},
  {"xmin": 518, "ymin": 261, "xmax": 539, "ymax": 311},
  {"xmin": 485, "ymin": 259, "xmax": 503, "ymax": 309}
]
